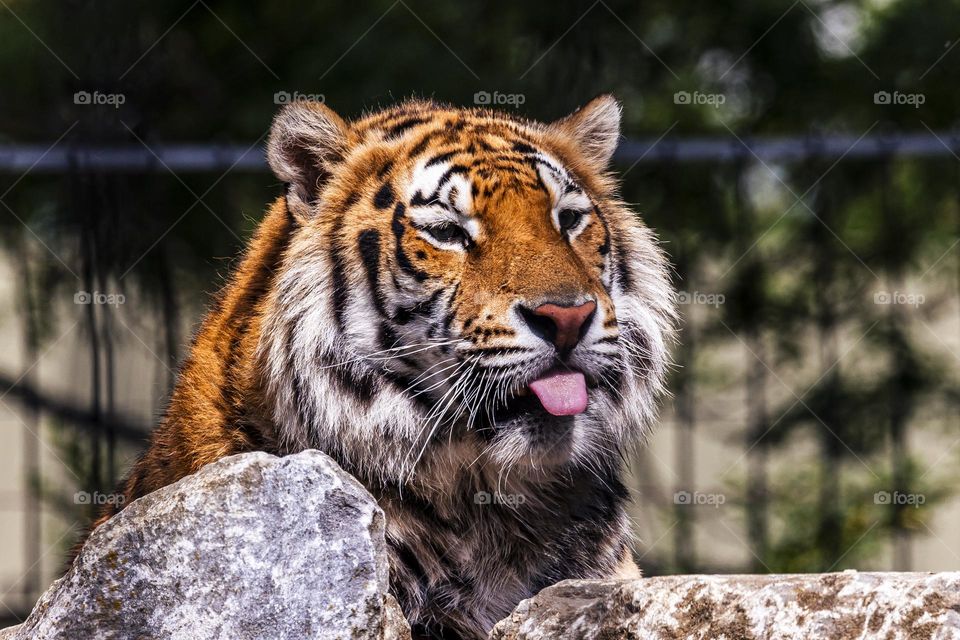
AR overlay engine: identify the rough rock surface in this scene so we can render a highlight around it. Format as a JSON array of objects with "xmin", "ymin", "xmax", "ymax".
[
  {"xmin": 8, "ymin": 450, "xmax": 411, "ymax": 640},
  {"xmin": 490, "ymin": 572, "xmax": 960, "ymax": 640}
]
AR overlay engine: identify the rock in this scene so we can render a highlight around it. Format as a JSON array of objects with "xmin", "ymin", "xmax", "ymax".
[
  {"xmin": 8, "ymin": 450, "xmax": 411, "ymax": 640},
  {"xmin": 0, "ymin": 625, "xmax": 20, "ymax": 640},
  {"xmin": 490, "ymin": 572, "xmax": 960, "ymax": 639},
  {"xmin": 11, "ymin": 451, "xmax": 960, "ymax": 640}
]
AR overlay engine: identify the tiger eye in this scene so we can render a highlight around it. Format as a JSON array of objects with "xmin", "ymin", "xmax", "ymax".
[
  {"xmin": 426, "ymin": 222, "xmax": 468, "ymax": 246},
  {"xmin": 558, "ymin": 209, "xmax": 582, "ymax": 231}
]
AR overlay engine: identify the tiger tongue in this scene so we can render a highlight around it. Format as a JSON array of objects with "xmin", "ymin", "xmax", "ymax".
[{"xmin": 527, "ymin": 369, "xmax": 589, "ymax": 416}]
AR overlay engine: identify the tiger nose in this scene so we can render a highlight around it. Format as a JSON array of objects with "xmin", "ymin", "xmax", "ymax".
[{"xmin": 519, "ymin": 300, "xmax": 597, "ymax": 354}]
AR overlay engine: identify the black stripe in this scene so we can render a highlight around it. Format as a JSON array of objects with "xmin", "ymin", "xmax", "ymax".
[
  {"xmin": 358, "ymin": 229, "xmax": 389, "ymax": 316},
  {"xmin": 474, "ymin": 138, "xmax": 495, "ymax": 152},
  {"xmin": 391, "ymin": 203, "xmax": 431, "ymax": 282},
  {"xmin": 535, "ymin": 157, "xmax": 567, "ymax": 185},
  {"xmin": 615, "ymin": 241, "xmax": 634, "ymax": 292},
  {"xmin": 392, "ymin": 541, "xmax": 428, "ymax": 586},
  {"xmin": 408, "ymin": 132, "xmax": 440, "ymax": 158},
  {"xmin": 397, "ymin": 484, "xmax": 444, "ymax": 521},
  {"xmin": 594, "ymin": 206, "xmax": 611, "ymax": 256},
  {"xmin": 441, "ymin": 282, "xmax": 459, "ymax": 339},
  {"xmin": 318, "ymin": 345, "xmax": 377, "ymax": 407},
  {"xmin": 410, "ymin": 190, "xmax": 449, "ymax": 209},
  {"xmin": 425, "ymin": 150, "xmax": 457, "ymax": 167},
  {"xmin": 379, "ymin": 321, "xmax": 402, "ymax": 352},
  {"xmin": 461, "ymin": 346, "xmax": 532, "ymax": 356},
  {"xmin": 436, "ymin": 164, "xmax": 470, "ymax": 190},
  {"xmin": 381, "ymin": 370, "xmax": 434, "ymax": 409},
  {"xmin": 377, "ymin": 323, "xmax": 419, "ymax": 371},
  {"xmin": 512, "ymin": 141, "xmax": 537, "ymax": 155},
  {"xmin": 381, "ymin": 367, "xmax": 416, "ymax": 392},
  {"xmin": 329, "ymin": 239, "xmax": 350, "ymax": 330},
  {"xmin": 393, "ymin": 287, "xmax": 444, "ymax": 325},
  {"xmin": 343, "ymin": 191, "xmax": 360, "ymax": 209},
  {"xmin": 446, "ymin": 185, "xmax": 461, "ymax": 211},
  {"xmin": 374, "ymin": 183, "xmax": 395, "ymax": 210},
  {"xmin": 286, "ymin": 312, "xmax": 315, "ymax": 432},
  {"xmin": 378, "ymin": 323, "xmax": 418, "ymax": 372},
  {"xmin": 527, "ymin": 160, "xmax": 550, "ymax": 197},
  {"xmin": 332, "ymin": 366, "xmax": 377, "ymax": 406},
  {"xmin": 384, "ymin": 116, "xmax": 427, "ymax": 140}
]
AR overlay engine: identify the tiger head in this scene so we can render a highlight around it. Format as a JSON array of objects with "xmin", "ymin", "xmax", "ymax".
[{"xmin": 259, "ymin": 96, "xmax": 675, "ymax": 483}]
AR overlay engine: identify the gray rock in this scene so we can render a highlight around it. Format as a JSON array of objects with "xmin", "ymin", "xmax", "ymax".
[
  {"xmin": 490, "ymin": 571, "xmax": 960, "ymax": 640},
  {"xmin": 0, "ymin": 624, "xmax": 20, "ymax": 640},
  {"xmin": 9, "ymin": 450, "xmax": 411, "ymax": 640}
]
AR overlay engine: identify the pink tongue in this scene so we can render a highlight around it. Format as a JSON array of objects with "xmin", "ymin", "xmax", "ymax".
[{"xmin": 528, "ymin": 370, "xmax": 589, "ymax": 416}]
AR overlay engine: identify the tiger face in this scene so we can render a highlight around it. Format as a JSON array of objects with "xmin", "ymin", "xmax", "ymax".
[{"xmin": 260, "ymin": 96, "xmax": 675, "ymax": 482}]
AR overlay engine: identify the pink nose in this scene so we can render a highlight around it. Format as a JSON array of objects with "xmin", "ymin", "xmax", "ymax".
[{"xmin": 529, "ymin": 301, "xmax": 597, "ymax": 353}]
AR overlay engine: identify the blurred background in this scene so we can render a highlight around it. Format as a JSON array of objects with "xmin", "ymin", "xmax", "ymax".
[{"xmin": 1, "ymin": 0, "xmax": 959, "ymax": 623}]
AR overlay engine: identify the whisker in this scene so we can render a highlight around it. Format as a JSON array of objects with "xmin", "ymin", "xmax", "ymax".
[
  {"xmin": 405, "ymin": 359, "xmax": 464, "ymax": 398},
  {"xmin": 402, "ymin": 359, "xmax": 475, "ymax": 479},
  {"xmin": 318, "ymin": 338, "xmax": 461, "ymax": 370}
]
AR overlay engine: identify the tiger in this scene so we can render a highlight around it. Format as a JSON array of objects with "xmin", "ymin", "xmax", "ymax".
[{"xmin": 87, "ymin": 95, "xmax": 676, "ymax": 639}]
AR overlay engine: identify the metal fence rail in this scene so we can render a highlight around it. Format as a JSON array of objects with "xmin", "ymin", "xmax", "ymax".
[{"xmin": 2, "ymin": 132, "xmax": 960, "ymax": 173}]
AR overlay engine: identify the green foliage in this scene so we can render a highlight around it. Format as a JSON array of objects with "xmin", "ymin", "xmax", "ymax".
[{"xmin": 755, "ymin": 456, "xmax": 955, "ymax": 573}]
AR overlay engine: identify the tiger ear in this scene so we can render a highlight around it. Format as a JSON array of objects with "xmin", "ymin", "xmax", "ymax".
[
  {"xmin": 267, "ymin": 100, "xmax": 350, "ymax": 220},
  {"xmin": 549, "ymin": 95, "xmax": 622, "ymax": 171}
]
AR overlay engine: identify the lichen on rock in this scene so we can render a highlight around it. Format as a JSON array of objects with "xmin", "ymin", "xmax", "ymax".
[{"xmin": 489, "ymin": 571, "xmax": 960, "ymax": 639}]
